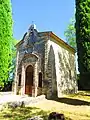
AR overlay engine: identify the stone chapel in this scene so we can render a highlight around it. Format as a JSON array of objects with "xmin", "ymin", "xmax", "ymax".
[{"xmin": 12, "ymin": 24, "xmax": 77, "ymax": 98}]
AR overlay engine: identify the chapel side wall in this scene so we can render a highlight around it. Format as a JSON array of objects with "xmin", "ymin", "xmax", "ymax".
[
  {"xmin": 44, "ymin": 38, "xmax": 78, "ymax": 98},
  {"xmin": 43, "ymin": 40, "xmax": 51, "ymax": 97},
  {"xmin": 43, "ymin": 39, "xmax": 58, "ymax": 98},
  {"xmin": 51, "ymin": 38, "xmax": 78, "ymax": 97}
]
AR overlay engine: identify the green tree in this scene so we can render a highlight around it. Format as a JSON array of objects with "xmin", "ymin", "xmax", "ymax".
[
  {"xmin": 64, "ymin": 17, "xmax": 76, "ymax": 49},
  {"xmin": 9, "ymin": 38, "xmax": 18, "ymax": 81},
  {"xmin": 75, "ymin": 0, "xmax": 90, "ymax": 73},
  {"xmin": 76, "ymin": 0, "xmax": 90, "ymax": 89},
  {"xmin": 0, "ymin": 0, "xmax": 13, "ymax": 87}
]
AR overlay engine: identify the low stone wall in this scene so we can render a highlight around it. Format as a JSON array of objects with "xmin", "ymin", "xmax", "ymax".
[
  {"xmin": 23, "ymin": 95, "xmax": 46, "ymax": 105},
  {"xmin": 0, "ymin": 95, "xmax": 46, "ymax": 111}
]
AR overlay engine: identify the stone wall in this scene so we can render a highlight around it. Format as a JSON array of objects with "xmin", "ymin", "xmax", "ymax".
[
  {"xmin": 13, "ymin": 28, "xmax": 77, "ymax": 98},
  {"xmin": 13, "ymin": 31, "xmax": 47, "ymax": 96},
  {"xmin": 44, "ymin": 38, "xmax": 78, "ymax": 98}
]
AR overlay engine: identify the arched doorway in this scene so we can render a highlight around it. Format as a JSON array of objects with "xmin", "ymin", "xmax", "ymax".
[{"xmin": 25, "ymin": 65, "xmax": 33, "ymax": 95}]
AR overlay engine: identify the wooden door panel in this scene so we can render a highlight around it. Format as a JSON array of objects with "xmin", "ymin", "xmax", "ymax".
[
  {"xmin": 25, "ymin": 85, "xmax": 32, "ymax": 95},
  {"xmin": 25, "ymin": 65, "xmax": 33, "ymax": 95}
]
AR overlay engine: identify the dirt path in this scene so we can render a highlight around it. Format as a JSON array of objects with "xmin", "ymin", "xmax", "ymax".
[{"xmin": 30, "ymin": 98, "xmax": 90, "ymax": 120}]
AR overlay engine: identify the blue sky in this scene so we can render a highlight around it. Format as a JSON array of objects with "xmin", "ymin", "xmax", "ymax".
[{"xmin": 12, "ymin": 0, "xmax": 75, "ymax": 41}]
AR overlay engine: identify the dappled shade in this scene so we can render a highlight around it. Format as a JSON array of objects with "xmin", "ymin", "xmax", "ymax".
[
  {"xmin": 53, "ymin": 97, "xmax": 90, "ymax": 105},
  {"xmin": 1, "ymin": 107, "xmax": 48, "ymax": 120}
]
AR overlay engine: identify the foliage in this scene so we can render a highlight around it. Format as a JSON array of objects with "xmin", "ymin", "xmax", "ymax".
[
  {"xmin": 0, "ymin": 0, "xmax": 13, "ymax": 87},
  {"xmin": 9, "ymin": 38, "xmax": 18, "ymax": 81},
  {"xmin": 0, "ymin": 38, "xmax": 18, "ymax": 91},
  {"xmin": 75, "ymin": 0, "xmax": 90, "ymax": 73},
  {"xmin": 64, "ymin": 17, "xmax": 76, "ymax": 49}
]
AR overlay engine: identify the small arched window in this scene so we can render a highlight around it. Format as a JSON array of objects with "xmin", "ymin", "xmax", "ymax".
[
  {"xmin": 18, "ymin": 74, "xmax": 21, "ymax": 86},
  {"xmin": 38, "ymin": 72, "xmax": 42, "ymax": 88}
]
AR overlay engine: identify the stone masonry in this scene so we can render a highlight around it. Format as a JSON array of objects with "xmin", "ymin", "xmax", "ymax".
[{"xmin": 12, "ymin": 24, "xmax": 78, "ymax": 98}]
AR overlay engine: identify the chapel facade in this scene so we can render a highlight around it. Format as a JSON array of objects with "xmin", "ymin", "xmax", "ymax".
[{"xmin": 12, "ymin": 24, "xmax": 78, "ymax": 98}]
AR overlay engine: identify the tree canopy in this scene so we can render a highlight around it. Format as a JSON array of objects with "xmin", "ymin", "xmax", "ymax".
[
  {"xmin": 9, "ymin": 38, "xmax": 18, "ymax": 82},
  {"xmin": 76, "ymin": 0, "xmax": 90, "ymax": 73},
  {"xmin": 76, "ymin": 0, "xmax": 90, "ymax": 89},
  {"xmin": 64, "ymin": 17, "xmax": 76, "ymax": 49},
  {"xmin": 0, "ymin": 0, "xmax": 13, "ymax": 87}
]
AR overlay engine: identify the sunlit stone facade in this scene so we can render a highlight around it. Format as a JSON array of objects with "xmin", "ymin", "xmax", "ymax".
[{"xmin": 12, "ymin": 24, "xmax": 78, "ymax": 98}]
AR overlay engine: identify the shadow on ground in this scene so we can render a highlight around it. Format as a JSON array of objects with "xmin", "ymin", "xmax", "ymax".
[{"xmin": 52, "ymin": 97, "xmax": 90, "ymax": 105}]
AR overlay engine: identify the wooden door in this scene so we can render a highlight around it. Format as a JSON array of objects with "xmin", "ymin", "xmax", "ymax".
[{"xmin": 25, "ymin": 65, "xmax": 33, "ymax": 95}]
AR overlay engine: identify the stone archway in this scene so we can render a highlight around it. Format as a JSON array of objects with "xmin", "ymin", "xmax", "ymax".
[{"xmin": 25, "ymin": 65, "xmax": 33, "ymax": 95}]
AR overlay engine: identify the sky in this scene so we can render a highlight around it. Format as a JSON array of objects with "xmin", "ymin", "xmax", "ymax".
[{"xmin": 12, "ymin": 0, "xmax": 75, "ymax": 41}]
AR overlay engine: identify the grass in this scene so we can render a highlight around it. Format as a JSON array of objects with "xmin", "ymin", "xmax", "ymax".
[
  {"xmin": 0, "ymin": 91, "xmax": 90, "ymax": 120},
  {"xmin": 0, "ymin": 107, "xmax": 49, "ymax": 120}
]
